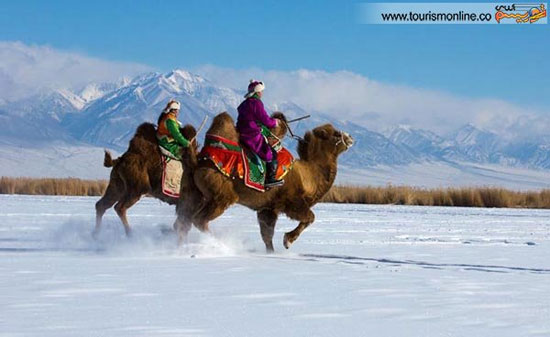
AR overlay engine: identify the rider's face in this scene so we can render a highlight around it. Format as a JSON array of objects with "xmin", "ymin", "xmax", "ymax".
[{"xmin": 257, "ymin": 91, "xmax": 263, "ymax": 98}]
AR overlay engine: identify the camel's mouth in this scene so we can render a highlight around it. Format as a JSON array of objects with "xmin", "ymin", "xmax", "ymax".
[
  {"xmin": 342, "ymin": 132, "xmax": 354, "ymax": 150},
  {"xmin": 336, "ymin": 131, "xmax": 354, "ymax": 150}
]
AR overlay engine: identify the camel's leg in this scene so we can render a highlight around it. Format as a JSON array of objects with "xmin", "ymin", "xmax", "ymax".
[
  {"xmin": 195, "ymin": 190, "xmax": 238, "ymax": 232},
  {"xmin": 114, "ymin": 194, "xmax": 142, "ymax": 236},
  {"xmin": 257, "ymin": 209, "xmax": 278, "ymax": 253},
  {"xmin": 283, "ymin": 209, "xmax": 315, "ymax": 249},
  {"xmin": 93, "ymin": 183, "xmax": 121, "ymax": 237},
  {"xmin": 192, "ymin": 175, "xmax": 238, "ymax": 233},
  {"xmin": 174, "ymin": 216, "xmax": 193, "ymax": 246}
]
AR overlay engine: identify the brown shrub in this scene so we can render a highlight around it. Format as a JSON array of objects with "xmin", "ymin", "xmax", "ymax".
[
  {"xmin": 4, "ymin": 177, "xmax": 550, "ymax": 209},
  {"xmin": 321, "ymin": 184, "xmax": 550, "ymax": 209},
  {"xmin": 0, "ymin": 177, "xmax": 108, "ymax": 196}
]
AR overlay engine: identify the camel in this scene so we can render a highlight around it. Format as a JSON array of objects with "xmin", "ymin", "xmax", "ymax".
[
  {"xmin": 93, "ymin": 122, "xmax": 197, "ymax": 237},
  {"xmin": 174, "ymin": 112, "xmax": 354, "ymax": 252}
]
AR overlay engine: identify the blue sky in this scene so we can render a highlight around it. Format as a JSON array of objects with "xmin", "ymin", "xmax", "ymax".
[{"xmin": 0, "ymin": 0, "xmax": 548, "ymax": 108}]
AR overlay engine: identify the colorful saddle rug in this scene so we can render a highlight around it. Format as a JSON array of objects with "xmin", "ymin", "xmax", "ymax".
[
  {"xmin": 199, "ymin": 134, "xmax": 294, "ymax": 192},
  {"xmin": 159, "ymin": 146, "xmax": 183, "ymax": 198}
]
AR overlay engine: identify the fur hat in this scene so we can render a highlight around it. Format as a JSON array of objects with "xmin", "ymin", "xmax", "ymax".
[
  {"xmin": 167, "ymin": 100, "xmax": 181, "ymax": 111},
  {"xmin": 163, "ymin": 100, "xmax": 181, "ymax": 113},
  {"xmin": 244, "ymin": 79, "xmax": 265, "ymax": 98}
]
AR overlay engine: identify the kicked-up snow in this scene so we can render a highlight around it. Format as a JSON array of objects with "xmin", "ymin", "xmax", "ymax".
[{"xmin": 1, "ymin": 195, "xmax": 549, "ymax": 336}]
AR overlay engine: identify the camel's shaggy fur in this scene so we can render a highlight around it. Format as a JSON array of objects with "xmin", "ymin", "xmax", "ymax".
[
  {"xmin": 94, "ymin": 123, "xmax": 197, "ymax": 236},
  {"xmin": 175, "ymin": 112, "xmax": 354, "ymax": 251}
]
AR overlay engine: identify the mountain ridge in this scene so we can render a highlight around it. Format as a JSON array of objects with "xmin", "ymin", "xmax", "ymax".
[{"xmin": 2, "ymin": 68, "xmax": 550, "ymax": 181}]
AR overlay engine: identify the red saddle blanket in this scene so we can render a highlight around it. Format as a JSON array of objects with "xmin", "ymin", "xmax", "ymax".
[{"xmin": 199, "ymin": 134, "xmax": 294, "ymax": 192}]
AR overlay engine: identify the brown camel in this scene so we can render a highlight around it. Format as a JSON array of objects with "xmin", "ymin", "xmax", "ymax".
[
  {"xmin": 175, "ymin": 112, "xmax": 354, "ymax": 252},
  {"xmin": 93, "ymin": 122, "xmax": 197, "ymax": 237}
]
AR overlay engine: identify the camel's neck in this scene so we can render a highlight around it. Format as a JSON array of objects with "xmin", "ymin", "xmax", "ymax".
[{"xmin": 308, "ymin": 153, "xmax": 338, "ymax": 202}]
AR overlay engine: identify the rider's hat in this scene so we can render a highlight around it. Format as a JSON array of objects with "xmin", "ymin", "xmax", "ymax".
[
  {"xmin": 166, "ymin": 100, "xmax": 181, "ymax": 111},
  {"xmin": 244, "ymin": 79, "xmax": 265, "ymax": 98}
]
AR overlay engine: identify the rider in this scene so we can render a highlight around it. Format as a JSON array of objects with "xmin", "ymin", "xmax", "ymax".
[
  {"xmin": 237, "ymin": 80, "xmax": 283, "ymax": 187},
  {"xmin": 156, "ymin": 100, "xmax": 190, "ymax": 160}
]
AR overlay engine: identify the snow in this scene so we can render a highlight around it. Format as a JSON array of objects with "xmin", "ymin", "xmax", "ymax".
[
  {"xmin": 1, "ymin": 195, "xmax": 549, "ymax": 336},
  {"xmin": 338, "ymin": 162, "xmax": 550, "ymax": 191},
  {"xmin": 79, "ymin": 84, "xmax": 106, "ymax": 103},
  {"xmin": 0, "ymin": 143, "xmax": 115, "ymax": 179},
  {"xmin": 56, "ymin": 89, "xmax": 86, "ymax": 110}
]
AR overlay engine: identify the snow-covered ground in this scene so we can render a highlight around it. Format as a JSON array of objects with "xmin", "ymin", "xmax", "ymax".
[
  {"xmin": 1, "ymin": 195, "xmax": 550, "ymax": 336},
  {"xmin": 0, "ymin": 143, "xmax": 117, "ymax": 179},
  {"xmin": 337, "ymin": 162, "xmax": 550, "ymax": 191}
]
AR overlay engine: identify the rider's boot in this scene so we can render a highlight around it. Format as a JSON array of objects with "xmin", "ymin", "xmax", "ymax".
[{"xmin": 265, "ymin": 159, "xmax": 284, "ymax": 188}]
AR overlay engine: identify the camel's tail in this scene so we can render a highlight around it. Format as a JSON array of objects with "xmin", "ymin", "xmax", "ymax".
[{"xmin": 103, "ymin": 150, "xmax": 119, "ymax": 168}]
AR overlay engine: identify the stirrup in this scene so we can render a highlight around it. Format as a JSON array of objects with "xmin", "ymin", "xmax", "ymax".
[{"xmin": 265, "ymin": 179, "xmax": 284, "ymax": 188}]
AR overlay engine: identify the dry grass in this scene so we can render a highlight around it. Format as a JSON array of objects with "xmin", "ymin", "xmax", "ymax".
[
  {"xmin": 3, "ymin": 177, "xmax": 550, "ymax": 209},
  {"xmin": 322, "ymin": 185, "xmax": 550, "ymax": 209},
  {"xmin": 0, "ymin": 177, "xmax": 108, "ymax": 196}
]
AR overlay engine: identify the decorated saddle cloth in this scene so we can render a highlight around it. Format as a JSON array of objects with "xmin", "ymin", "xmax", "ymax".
[
  {"xmin": 159, "ymin": 146, "xmax": 183, "ymax": 198},
  {"xmin": 199, "ymin": 131, "xmax": 294, "ymax": 192}
]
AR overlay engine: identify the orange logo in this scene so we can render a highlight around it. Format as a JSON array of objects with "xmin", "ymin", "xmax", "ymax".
[{"xmin": 495, "ymin": 3, "xmax": 546, "ymax": 23}]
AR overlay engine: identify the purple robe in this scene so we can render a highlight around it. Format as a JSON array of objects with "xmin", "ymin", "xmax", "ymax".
[{"xmin": 236, "ymin": 97, "xmax": 277, "ymax": 162}]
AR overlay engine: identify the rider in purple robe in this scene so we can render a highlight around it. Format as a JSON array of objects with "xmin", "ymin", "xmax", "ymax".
[{"xmin": 236, "ymin": 80, "xmax": 283, "ymax": 187}]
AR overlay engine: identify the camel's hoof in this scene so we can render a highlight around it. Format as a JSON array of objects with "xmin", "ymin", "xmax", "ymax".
[
  {"xmin": 91, "ymin": 229, "xmax": 100, "ymax": 240},
  {"xmin": 177, "ymin": 235, "xmax": 188, "ymax": 247},
  {"xmin": 283, "ymin": 233, "xmax": 293, "ymax": 249}
]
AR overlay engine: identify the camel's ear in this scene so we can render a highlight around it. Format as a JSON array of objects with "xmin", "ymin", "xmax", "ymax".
[{"xmin": 313, "ymin": 128, "xmax": 329, "ymax": 140}]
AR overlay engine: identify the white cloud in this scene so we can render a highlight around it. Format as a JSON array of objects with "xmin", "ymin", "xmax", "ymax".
[
  {"xmin": 0, "ymin": 41, "xmax": 152, "ymax": 101},
  {"xmin": 195, "ymin": 65, "xmax": 550, "ymax": 139},
  {"xmin": 1, "ymin": 43, "xmax": 547, "ymax": 141}
]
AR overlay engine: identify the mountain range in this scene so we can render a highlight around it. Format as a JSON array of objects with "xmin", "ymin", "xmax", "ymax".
[{"xmin": 1, "ymin": 69, "xmax": 550, "ymax": 189}]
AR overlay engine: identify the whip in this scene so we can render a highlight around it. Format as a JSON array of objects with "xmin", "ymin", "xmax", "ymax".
[
  {"xmin": 190, "ymin": 116, "xmax": 209, "ymax": 143},
  {"xmin": 287, "ymin": 114, "xmax": 311, "ymax": 124}
]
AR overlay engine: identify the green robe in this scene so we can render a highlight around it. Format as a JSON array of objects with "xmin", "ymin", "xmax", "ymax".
[{"xmin": 158, "ymin": 117, "xmax": 189, "ymax": 159}]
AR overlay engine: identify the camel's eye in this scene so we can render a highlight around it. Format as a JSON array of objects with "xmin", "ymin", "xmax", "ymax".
[{"xmin": 333, "ymin": 131, "xmax": 341, "ymax": 138}]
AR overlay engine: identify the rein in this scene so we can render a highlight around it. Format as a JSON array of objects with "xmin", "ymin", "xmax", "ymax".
[
  {"xmin": 282, "ymin": 120, "xmax": 305, "ymax": 142},
  {"xmin": 335, "ymin": 131, "xmax": 351, "ymax": 150}
]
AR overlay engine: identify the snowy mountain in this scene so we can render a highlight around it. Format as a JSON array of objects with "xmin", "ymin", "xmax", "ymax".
[
  {"xmin": 386, "ymin": 123, "xmax": 545, "ymax": 168},
  {"xmin": 78, "ymin": 78, "xmax": 132, "ymax": 104},
  {"xmin": 446, "ymin": 124, "xmax": 504, "ymax": 163},
  {"xmin": 385, "ymin": 125, "xmax": 448, "ymax": 160},
  {"xmin": 64, "ymin": 70, "xmax": 241, "ymax": 149},
  {"xmin": 2, "ymin": 68, "xmax": 550, "ymax": 188},
  {"xmin": 0, "ymin": 90, "xmax": 83, "ymax": 144}
]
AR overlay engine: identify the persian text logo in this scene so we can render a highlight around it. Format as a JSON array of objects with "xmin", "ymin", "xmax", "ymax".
[
  {"xmin": 359, "ymin": 3, "xmax": 548, "ymax": 24},
  {"xmin": 495, "ymin": 3, "xmax": 547, "ymax": 23}
]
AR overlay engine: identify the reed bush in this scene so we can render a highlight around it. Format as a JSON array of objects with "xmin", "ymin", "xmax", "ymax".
[
  {"xmin": 0, "ymin": 177, "xmax": 108, "ymax": 196},
  {"xmin": 321, "ymin": 184, "xmax": 550, "ymax": 209},
  {"xmin": 3, "ymin": 177, "xmax": 550, "ymax": 209}
]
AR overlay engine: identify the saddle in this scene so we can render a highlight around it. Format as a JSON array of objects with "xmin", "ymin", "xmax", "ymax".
[{"xmin": 199, "ymin": 131, "xmax": 294, "ymax": 192}]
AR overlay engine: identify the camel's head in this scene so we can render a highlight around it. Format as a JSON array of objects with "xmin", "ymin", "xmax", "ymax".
[
  {"xmin": 180, "ymin": 124, "xmax": 199, "ymax": 153},
  {"xmin": 270, "ymin": 112, "xmax": 288, "ymax": 139},
  {"xmin": 180, "ymin": 124, "xmax": 199, "ymax": 168},
  {"xmin": 298, "ymin": 124, "xmax": 354, "ymax": 160}
]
